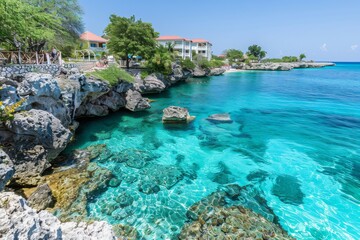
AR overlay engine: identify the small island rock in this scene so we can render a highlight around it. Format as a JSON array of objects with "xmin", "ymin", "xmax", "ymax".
[{"xmin": 162, "ymin": 106, "xmax": 195, "ymax": 123}]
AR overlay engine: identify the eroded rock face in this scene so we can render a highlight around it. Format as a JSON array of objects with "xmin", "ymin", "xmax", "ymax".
[
  {"xmin": 0, "ymin": 84, "xmax": 20, "ymax": 105},
  {"xmin": 192, "ymin": 66, "xmax": 209, "ymax": 78},
  {"xmin": 0, "ymin": 192, "xmax": 116, "ymax": 240},
  {"xmin": 7, "ymin": 109, "xmax": 72, "ymax": 159},
  {"xmin": 0, "ymin": 149, "xmax": 14, "ymax": 191},
  {"xmin": 162, "ymin": 106, "xmax": 194, "ymax": 123},
  {"xmin": 135, "ymin": 74, "xmax": 166, "ymax": 94},
  {"xmin": 2, "ymin": 110, "xmax": 72, "ymax": 186},
  {"xmin": 18, "ymin": 73, "xmax": 61, "ymax": 99},
  {"xmin": 209, "ymin": 68, "xmax": 226, "ymax": 76},
  {"xmin": 125, "ymin": 89, "xmax": 150, "ymax": 112}
]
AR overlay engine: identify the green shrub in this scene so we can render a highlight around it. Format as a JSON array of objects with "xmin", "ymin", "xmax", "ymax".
[
  {"xmin": 140, "ymin": 71, "xmax": 149, "ymax": 79},
  {"xmin": 146, "ymin": 46, "xmax": 173, "ymax": 75},
  {"xmin": 87, "ymin": 65, "xmax": 134, "ymax": 86},
  {"xmin": 197, "ymin": 58, "xmax": 211, "ymax": 69},
  {"xmin": 180, "ymin": 58, "xmax": 196, "ymax": 70},
  {"xmin": 209, "ymin": 59, "xmax": 224, "ymax": 68}
]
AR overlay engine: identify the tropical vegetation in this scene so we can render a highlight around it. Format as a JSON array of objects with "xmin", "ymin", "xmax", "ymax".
[
  {"xmin": 105, "ymin": 15, "xmax": 159, "ymax": 69},
  {"xmin": 86, "ymin": 65, "xmax": 134, "ymax": 86},
  {"xmin": 0, "ymin": 0, "xmax": 84, "ymax": 59},
  {"xmin": 0, "ymin": 98, "xmax": 25, "ymax": 122},
  {"xmin": 247, "ymin": 45, "xmax": 267, "ymax": 62}
]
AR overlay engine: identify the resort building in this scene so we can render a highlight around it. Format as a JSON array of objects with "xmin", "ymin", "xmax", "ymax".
[
  {"xmin": 79, "ymin": 31, "xmax": 108, "ymax": 52},
  {"xmin": 156, "ymin": 36, "xmax": 212, "ymax": 60},
  {"xmin": 191, "ymin": 39, "xmax": 213, "ymax": 61}
]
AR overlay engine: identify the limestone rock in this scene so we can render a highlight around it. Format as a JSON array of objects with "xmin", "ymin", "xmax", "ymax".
[
  {"xmin": 0, "ymin": 84, "xmax": 20, "ymax": 105},
  {"xmin": 27, "ymin": 183, "xmax": 55, "ymax": 210},
  {"xmin": 0, "ymin": 192, "xmax": 116, "ymax": 240},
  {"xmin": 192, "ymin": 66, "xmax": 209, "ymax": 77},
  {"xmin": 162, "ymin": 106, "xmax": 195, "ymax": 123},
  {"xmin": 135, "ymin": 74, "xmax": 166, "ymax": 94},
  {"xmin": 18, "ymin": 73, "xmax": 61, "ymax": 99},
  {"xmin": 0, "ymin": 149, "xmax": 14, "ymax": 191},
  {"xmin": 125, "ymin": 89, "xmax": 150, "ymax": 112},
  {"xmin": 114, "ymin": 81, "xmax": 133, "ymax": 93},
  {"xmin": 209, "ymin": 68, "xmax": 226, "ymax": 76},
  {"xmin": 7, "ymin": 109, "xmax": 72, "ymax": 159}
]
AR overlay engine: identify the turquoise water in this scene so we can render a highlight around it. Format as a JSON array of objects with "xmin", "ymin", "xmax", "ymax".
[{"xmin": 69, "ymin": 63, "xmax": 360, "ymax": 239}]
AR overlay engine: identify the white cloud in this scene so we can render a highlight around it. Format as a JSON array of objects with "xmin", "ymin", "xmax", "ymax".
[
  {"xmin": 351, "ymin": 44, "xmax": 358, "ymax": 51},
  {"xmin": 320, "ymin": 43, "xmax": 328, "ymax": 51}
]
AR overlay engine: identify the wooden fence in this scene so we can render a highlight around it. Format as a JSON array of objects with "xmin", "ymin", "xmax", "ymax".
[{"xmin": 0, "ymin": 51, "xmax": 62, "ymax": 65}]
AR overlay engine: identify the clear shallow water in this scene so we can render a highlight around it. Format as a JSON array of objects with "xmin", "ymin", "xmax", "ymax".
[{"xmin": 69, "ymin": 63, "xmax": 360, "ymax": 239}]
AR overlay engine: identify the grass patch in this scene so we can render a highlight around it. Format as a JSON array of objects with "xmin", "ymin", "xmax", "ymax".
[{"xmin": 86, "ymin": 65, "xmax": 134, "ymax": 86}]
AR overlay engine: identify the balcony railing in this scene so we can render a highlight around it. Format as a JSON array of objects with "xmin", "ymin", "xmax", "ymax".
[{"xmin": 89, "ymin": 47, "xmax": 107, "ymax": 52}]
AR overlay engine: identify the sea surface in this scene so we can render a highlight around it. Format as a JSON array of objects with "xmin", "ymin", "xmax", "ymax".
[{"xmin": 68, "ymin": 63, "xmax": 360, "ymax": 239}]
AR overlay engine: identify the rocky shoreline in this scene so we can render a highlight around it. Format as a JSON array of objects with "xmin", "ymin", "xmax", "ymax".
[
  {"xmin": 0, "ymin": 63, "xmax": 297, "ymax": 239},
  {"xmin": 236, "ymin": 62, "xmax": 335, "ymax": 71},
  {"xmin": 0, "ymin": 64, "xmax": 228, "ymax": 239}
]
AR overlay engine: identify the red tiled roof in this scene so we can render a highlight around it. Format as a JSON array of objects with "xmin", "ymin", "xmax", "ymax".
[
  {"xmin": 192, "ymin": 38, "xmax": 210, "ymax": 43},
  {"xmin": 156, "ymin": 36, "xmax": 186, "ymax": 41},
  {"xmin": 80, "ymin": 31, "xmax": 108, "ymax": 43}
]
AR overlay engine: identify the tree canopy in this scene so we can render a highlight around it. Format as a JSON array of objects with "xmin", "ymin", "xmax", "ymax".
[
  {"xmin": 105, "ymin": 15, "xmax": 159, "ymax": 68},
  {"xmin": 225, "ymin": 49, "xmax": 244, "ymax": 63},
  {"xmin": 247, "ymin": 45, "xmax": 267, "ymax": 62},
  {"xmin": 0, "ymin": 0, "xmax": 61, "ymax": 53},
  {"xmin": 0, "ymin": 0, "xmax": 83, "ymax": 59},
  {"xmin": 299, "ymin": 53, "xmax": 306, "ymax": 61},
  {"xmin": 24, "ymin": 0, "xmax": 84, "ymax": 53}
]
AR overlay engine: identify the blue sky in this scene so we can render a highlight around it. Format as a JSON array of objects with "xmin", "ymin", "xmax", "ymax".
[{"xmin": 79, "ymin": 0, "xmax": 360, "ymax": 61}]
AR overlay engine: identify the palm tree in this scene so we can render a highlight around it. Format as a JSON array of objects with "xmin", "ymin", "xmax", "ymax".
[{"xmin": 299, "ymin": 53, "xmax": 306, "ymax": 62}]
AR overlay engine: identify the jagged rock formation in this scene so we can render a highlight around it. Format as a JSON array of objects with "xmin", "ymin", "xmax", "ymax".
[
  {"xmin": 237, "ymin": 62, "xmax": 335, "ymax": 71},
  {"xmin": 2, "ymin": 109, "xmax": 72, "ymax": 186},
  {"xmin": 0, "ymin": 150, "xmax": 14, "ymax": 191},
  {"xmin": 0, "ymin": 192, "xmax": 116, "ymax": 240},
  {"xmin": 209, "ymin": 68, "xmax": 226, "ymax": 76}
]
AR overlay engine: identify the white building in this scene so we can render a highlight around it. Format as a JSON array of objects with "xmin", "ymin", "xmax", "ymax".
[
  {"xmin": 156, "ymin": 36, "xmax": 212, "ymax": 60},
  {"xmin": 191, "ymin": 38, "xmax": 212, "ymax": 61}
]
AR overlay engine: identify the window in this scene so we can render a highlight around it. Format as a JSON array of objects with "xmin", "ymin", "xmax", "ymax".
[
  {"xmin": 90, "ymin": 43, "xmax": 97, "ymax": 48},
  {"xmin": 175, "ymin": 41, "xmax": 182, "ymax": 45}
]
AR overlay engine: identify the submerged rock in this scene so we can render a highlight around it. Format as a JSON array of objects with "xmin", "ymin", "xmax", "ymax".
[
  {"xmin": 180, "ymin": 204, "xmax": 295, "ymax": 239},
  {"xmin": 27, "ymin": 183, "xmax": 55, "ymax": 210},
  {"xmin": 207, "ymin": 113, "xmax": 233, "ymax": 123},
  {"xmin": 116, "ymin": 192, "xmax": 134, "ymax": 208},
  {"xmin": 140, "ymin": 163, "xmax": 184, "ymax": 189},
  {"xmin": 0, "ymin": 192, "xmax": 117, "ymax": 240},
  {"xmin": 272, "ymin": 175, "xmax": 305, "ymax": 205},
  {"xmin": 118, "ymin": 148, "xmax": 158, "ymax": 169},
  {"xmin": 138, "ymin": 181, "xmax": 160, "ymax": 194},
  {"xmin": 162, "ymin": 106, "xmax": 195, "ymax": 123}
]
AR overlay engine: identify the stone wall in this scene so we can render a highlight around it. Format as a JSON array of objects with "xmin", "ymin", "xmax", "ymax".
[{"xmin": 0, "ymin": 64, "xmax": 77, "ymax": 78}]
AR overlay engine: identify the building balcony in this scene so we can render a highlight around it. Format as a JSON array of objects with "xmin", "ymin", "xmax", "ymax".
[{"xmin": 89, "ymin": 47, "xmax": 107, "ymax": 52}]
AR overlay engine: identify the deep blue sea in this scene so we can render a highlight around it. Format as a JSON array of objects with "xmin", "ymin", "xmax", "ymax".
[{"xmin": 69, "ymin": 63, "xmax": 360, "ymax": 239}]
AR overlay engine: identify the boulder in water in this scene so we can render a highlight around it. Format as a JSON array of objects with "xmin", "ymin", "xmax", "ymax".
[{"xmin": 162, "ymin": 106, "xmax": 195, "ymax": 123}]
